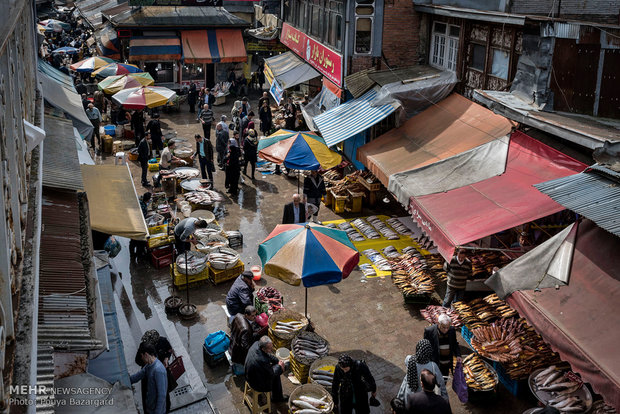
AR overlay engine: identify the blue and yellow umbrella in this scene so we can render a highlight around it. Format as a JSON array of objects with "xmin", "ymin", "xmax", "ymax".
[{"xmin": 257, "ymin": 130, "xmax": 342, "ymax": 171}]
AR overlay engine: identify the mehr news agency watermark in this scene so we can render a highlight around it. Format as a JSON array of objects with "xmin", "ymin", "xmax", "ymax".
[{"xmin": 9, "ymin": 385, "xmax": 115, "ymax": 407}]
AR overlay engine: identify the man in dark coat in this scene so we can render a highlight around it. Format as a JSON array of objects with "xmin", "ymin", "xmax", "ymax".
[
  {"xmin": 332, "ymin": 354, "xmax": 377, "ymax": 414},
  {"xmin": 192, "ymin": 134, "xmax": 214, "ymax": 184},
  {"xmin": 225, "ymin": 271, "xmax": 254, "ymax": 322},
  {"xmin": 303, "ymin": 170, "xmax": 326, "ymax": 223},
  {"xmin": 406, "ymin": 370, "xmax": 451, "ymax": 414},
  {"xmin": 423, "ymin": 314, "xmax": 461, "ymax": 377},
  {"xmin": 137, "ymin": 132, "xmax": 152, "ymax": 187},
  {"xmin": 146, "ymin": 114, "xmax": 163, "ymax": 155},
  {"xmin": 187, "ymin": 82, "xmax": 197, "ymax": 113},
  {"xmin": 215, "ymin": 123, "xmax": 229, "ymax": 169},
  {"xmin": 244, "ymin": 336, "xmax": 287, "ymax": 402},
  {"xmin": 206, "ymin": 88, "xmax": 216, "ymax": 108},
  {"xmin": 229, "ymin": 305, "xmax": 258, "ymax": 369},
  {"xmin": 224, "ymin": 135, "xmax": 241, "ymax": 197},
  {"xmin": 242, "ymin": 129, "xmax": 258, "ymax": 179},
  {"xmin": 131, "ymin": 109, "xmax": 145, "ymax": 147},
  {"xmin": 282, "ymin": 194, "xmax": 306, "ymax": 224}
]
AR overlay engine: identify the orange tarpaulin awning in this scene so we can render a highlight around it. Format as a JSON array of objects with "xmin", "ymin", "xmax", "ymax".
[{"xmin": 182, "ymin": 30, "xmax": 247, "ymax": 64}]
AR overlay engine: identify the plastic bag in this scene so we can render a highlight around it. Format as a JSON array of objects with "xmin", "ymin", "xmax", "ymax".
[{"xmin": 452, "ymin": 362, "xmax": 468, "ymax": 403}]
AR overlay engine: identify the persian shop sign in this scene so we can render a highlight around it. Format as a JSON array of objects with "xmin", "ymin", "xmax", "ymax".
[
  {"xmin": 280, "ymin": 23, "xmax": 343, "ymax": 87},
  {"xmin": 128, "ymin": 0, "xmax": 223, "ymax": 6}
]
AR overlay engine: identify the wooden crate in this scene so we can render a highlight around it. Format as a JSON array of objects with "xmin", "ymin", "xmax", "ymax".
[
  {"xmin": 208, "ymin": 260, "xmax": 244, "ymax": 285},
  {"xmin": 331, "ymin": 191, "xmax": 347, "ymax": 214},
  {"xmin": 347, "ymin": 190, "xmax": 364, "ymax": 213},
  {"xmin": 358, "ymin": 175, "xmax": 382, "ymax": 192}
]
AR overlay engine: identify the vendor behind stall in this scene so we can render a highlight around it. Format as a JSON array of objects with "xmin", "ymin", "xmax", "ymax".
[
  {"xmin": 173, "ymin": 217, "xmax": 208, "ymax": 254},
  {"xmin": 160, "ymin": 140, "xmax": 185, "ymax": 170},
  {"xmin": 225, "ymin": 271, "xmax": 255, "ymax": 323}
]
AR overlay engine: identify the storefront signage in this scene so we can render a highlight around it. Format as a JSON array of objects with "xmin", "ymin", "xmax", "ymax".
[
  {"xmin": 280, "ymin": 23, "xmax": 343, "ymax": 87},
  {"xmin": 269, "ymin": 78, "xmax": 284, "ymax": 104},
  {"xmin": 128, "ymin": 0, "xmax": 222, "ymax": 6}
]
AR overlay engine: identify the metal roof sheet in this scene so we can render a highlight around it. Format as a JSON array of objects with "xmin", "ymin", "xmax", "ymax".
[
  {"xmin": 75, "ymin": 0, "xmax": 126, "ymax": 29},
  {"xmin": 344, "ymin": 69, "xmax": 375, "ymax": 98},
  {"xmin": 110, "ymin": 6, "xmax": 250, "ymax": 28},
  {"xmin": 367, "ymin": 65, "xmax": 440, "ymax": 86},
  {"xmin": 42, "ymin": 115, "xmax": 84, "ymax": 191},
  {"xmin": 535, "ymin": 164, "xmax": 620, "ymax": 236}
]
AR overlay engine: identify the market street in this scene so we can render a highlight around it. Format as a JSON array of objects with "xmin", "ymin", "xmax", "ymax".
[{"xmin": 104, "ymin": 101, "xmax": 532, "ymax": 413}]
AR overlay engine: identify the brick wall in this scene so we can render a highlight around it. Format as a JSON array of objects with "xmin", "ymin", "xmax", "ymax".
[
  {"xmin": 382, "ymin": 0, "xmax": 421, "ymax": 67},
  {"xmin": 351, "ymin": 56, "xmax": 375, "ymax": 73}
]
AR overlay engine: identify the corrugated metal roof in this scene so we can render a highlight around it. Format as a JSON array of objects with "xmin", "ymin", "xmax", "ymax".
[
  {"xmin": 42, "ymin": 115, "xmax": 84, "ymax": 191},
  {"xmin": 75, "ymin": 0, "xmax": 123, "ymax": 29},
  {"xmin": 39, "ymin": 189, "xmax": 102, "ymax": 350},
  {"xmin": 111, "ymin": 6, "xmax": 250, "ymax": 28},
  {"xmin": 344, "ymin": 69, "xmax": 376, "ymax": 98},
  {"xmin": 367, "ymin": 65, "xmax": 440, "ymax": 86},
  {"xmin": 535, "ymin": 164, "xmax": 620, "ymax": 236}
]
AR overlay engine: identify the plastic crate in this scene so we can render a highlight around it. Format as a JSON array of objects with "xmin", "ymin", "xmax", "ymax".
[
  {"xmin": 403, "ymin": 292, "xmax": 432, "ymax": 305},
  {"xmin": 147, "ymin": 233, "xmax": 174, "ymax": 249},
  {"xmin": 148, "ymin": 161, "xmax": 160, "ymax": 172},
  {"xmin": 493, "ymin": 361, "xmax": 527, "ymax": 397},
  {"xmin": 461, "ymin": 325, "xmax": 474, "ymax": 348},
  {"xmin": 208, "ymin": 260, "xmax": 244, "ymax": 285},
  {"xmin": 149, "ymin": 223, "xmax": 168, "ymax": 235},
  {"xmin": 171, "ymin": 264, "xmax": 209, "ymax": 289},
  {"xmin": 203, "ymin": 343, "xmax": 226, "ymax": 367},
  {"xmin": 151, "ymin": 245, "xmax": 173, "ymax": 269}
]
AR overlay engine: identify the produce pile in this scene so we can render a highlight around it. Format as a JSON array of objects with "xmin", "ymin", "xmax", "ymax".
[
  {"xmin": 460, "ymin": 354, "xmax": 497, "ymax": 391},
  {"xmin": 533, "ymin": 367, "xmax": 587, "ymax": 412},
  {"xmin": 420, "ymin": 305, "xmax": 462, "ymax": 328},
  {"xmin": 352, "ymin": 218, "xmax": 380, "ymax": 239},
  {"xmin": 470, "ymin": 318, "xmax": 524, "ymax": 363},
  {"xmin": 336, "ymin": 222, "xmax": 364, "ymax": 242},
  {"xmin": 361, "ymin": 249, "xmax": 392, "ymax": 271},
  {"xmin": 256, "ymin": 286, "xmax": 283, "ymax": 313},
  {"xmin": 175, "ymin": 251, "xmax": 208, "ymax": 275},
  {"xmin": 470, "ymin": 251, "xmax": 511, "ymax": 279},
  {"xmin": 386, "ymin": 218, "xmax": 413, "ymax": 236},
  {"xmin": 390, "ymin": 253, "xmax": 435, "ymax": 295},
  {"xmin": 367, "ymin": 216, "xmax": 399, "ymax": 240}
]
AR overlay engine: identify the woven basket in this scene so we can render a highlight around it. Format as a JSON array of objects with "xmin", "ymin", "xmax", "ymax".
[
  {"xmin": 308, "ymin": 356, "xmax": 337, "ymax": 390},
  {"xmin": 288, "ymin": 383, "xmax": 334, "ymax": 413},
  {"xmin": 291, "ymin": 331, "xmax": 330, "ymax": 366},
  {"xmin": 268, "ymin": 309, "xmax": 308, "ymax": 345}
]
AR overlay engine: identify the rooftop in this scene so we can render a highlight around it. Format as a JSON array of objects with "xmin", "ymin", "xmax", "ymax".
[{"xmin": 110, "ymin": 6, "xmax": 250, "ymax": 28}]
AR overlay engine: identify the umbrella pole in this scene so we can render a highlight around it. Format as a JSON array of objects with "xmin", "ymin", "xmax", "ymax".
[
  {"xmin": 185, "ymin": 250, "xmax": 190, "ymax": 304},
  {"xmin": 305, "ymin": 287, "xmax": 308, "ymax": 318}
]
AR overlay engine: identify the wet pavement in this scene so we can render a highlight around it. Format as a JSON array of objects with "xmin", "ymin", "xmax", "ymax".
[{"xmin": 96, "ymin": 95, "xmax": 536, "ymax": 414}]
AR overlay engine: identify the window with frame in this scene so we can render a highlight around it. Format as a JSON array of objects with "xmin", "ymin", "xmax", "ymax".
[
  {"xmin": 284, "ymin": 0, "xmax": 344, "ymax": 52},
  {"xmin": 470, "ymin": 43, "xmax": 486, "ymax": 71},
  {"xmin": 355, "ymin": 0, "xmax": 375, "ymax": 54},
  {"xmin": 430, "ymin": 22, "xmax": 460, "ymax": 71},
  {"xmin": 490, "ymin": 48, "xmax": 509, "ymax": 79}
]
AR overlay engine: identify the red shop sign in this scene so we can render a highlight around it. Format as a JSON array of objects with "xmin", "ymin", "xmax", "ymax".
[{"xmin": 280, "ymin": 23, "xmax": 343, "ymax": 87}]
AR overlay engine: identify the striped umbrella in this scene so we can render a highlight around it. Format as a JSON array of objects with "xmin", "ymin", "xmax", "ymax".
[
  {"xmin": 92, "ymin": 62, "xmax": 141, "ymax": 78},
  {"xmin": 98, "ymin": 73, "xmax": 155, "ymax": 94},
  {"xmin": 111, "ymin": 86, "xmax": 177, "ymax": 109},
  {"xmin": 52, "ymin": 46, "xmax": 79, "ymax": 55},
  {"xmin": 258, "ymin": 223, "xmax": 359, "ymax": 316},
  {"xmin": 39, "ymin": 19, "xmax": 71, "ymax": 32},
  {"xmin": 70, "ymin": 56, "xmax": 116, "ymax": 72},
  {"xmin": 258, "ymin": 129, "xmax": 342, "ymax": 171}
]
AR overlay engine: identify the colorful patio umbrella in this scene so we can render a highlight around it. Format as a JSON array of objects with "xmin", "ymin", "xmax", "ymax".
[
  {"xmin": 258, "ymin": 223, "xmax": 359, "ymax": 316},
  {"xmin": 70, "ymin": 56, "xmax": 116, "ymax": 72},
  {"xmin": 258, "ymin": 129, "xmax": 342, "ymax": 171},
  {"xmin": 98, "ymin": 73, "xmax": 155, "ymax": 94},
  {"xmin": 39, "ymin": 19, "xmax": 71, "ymax": 32},
  {"xmin": 92, "ymin": 62, "xmax": 141, "ymax": 78},
  {"xmin": 111, "ymin": 86, "xmax": 177, "ymax": 109},
  {"xmin": 52, "ymin": 46, "xmax": 79, "ymax": 55}
]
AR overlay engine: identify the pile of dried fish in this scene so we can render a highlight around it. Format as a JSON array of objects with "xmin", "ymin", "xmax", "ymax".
[
  {"xmin": 291, "ymin": 395, "xmax": 331, "ymax": 413},
  {"xmin": 225, "ymin": 230, "xmax": 243, "ymax": 249},
  {"xmin": 362, "ymin": 249, "xmax": 391, "ymax": 271},
  {"xmin": 175, "ymin": 251, "xmax": 208, "ymax": 275},
  {"xmin": 337, "ymin": 222, "xmax": 365, "ymax": 242},
  {"xmin": 390, "ymin": 254, "xmax": 434, "ymax": 295},
  {"xmin": 328, "ymin": 173, "xmax": 366, "ymax": 197},
  {"xmin": 470, "ymin": 251, "xmax": 511, "ymax": 279},
  {"xmin": 273, "ymin": 320, "xmax": 305, "ymax": 336},
  {"xmin": 359, "ymin": 170, "xmax": 380, "ymax": 185},
  {"xmin": 413, "ymin": 234, "xmax": 435, "ymax": 250},
  {"xmin": 208, "ymin": 247, "xmax": 240, "ymax": 270},
  {"xmin": 461, "ymin": 354, "xmax": 497, "ymax": 391},
  {"xmin": 367, "ymin": 216, "xmax": 399, "ymax": 240},
  {"xmin": 420, "ymin": 305, "xmax": 462, "ymax": 328},
  {"xmin": 352, "ymin": 219, "xmax": 380, "ymax": 239},
  {"xmin": 592, "ymin": 401, "xmax": 616, "ymax": 414},
  {"xmin": 359, "ymin": 263, "xmax": 376, "ymax": 277},
  {"xmin": 322, "ymin": 170, "xmax": 342, "ymax": 182},
  {"xmin": 505, "ymin": 323, "xmax": 562, "ymax": 379},
  {"xmin": 292, "ymin": 334, "xmax": 329, "ymax": 362},
  {"xmin": 382, "ymin": 246, "xmax": 401, "ymax": 259},
  {"xmin": 401, "ymin": 246, "xmax": 420, "ymax": 256},
  {"xmin": 386, "ymin": 218, "xmax": 413, "ymax": 236},
  {"xmin": 483, "ymin": 293, "xmax": 518, "ymax": 318},
  {"xmin": 453, "ymin": 302, "xmax": 488, "ymax": 330},
  {"xmin": 424, "ymin": 254, "xmax": 448, "ymax": 282},
  {"xmin": 468, "ymin": 298, "xmax": 501, "ymax": 323},
  {"xmin": 471, "ymin": 318, "xmax": 524, "ymax": 362}
]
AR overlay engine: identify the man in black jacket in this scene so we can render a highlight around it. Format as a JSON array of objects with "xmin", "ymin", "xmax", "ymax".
[
  {"xmin": 406, "ymin": 370, "xmax": 451, "ymax": 414},
  {"xmin": 303, "ymin": 170, "xmax": 326, "ymax": 223},
  {"xmin": 332, "ymin": 354, "xmax": 377, "ymax": 414},
  {"xmin": 225, "ymin": 271, "xmax": 255, "ymax": 322},
  {"xmin": 244, "ymin": 336, "xmax": 287, "ymax": 402},
  {"xmin": 282, "ymin": 194, "xmax": 306, "ymax": 224},
  {"xmin": 137, "ymin": 132, "xmax": 152, "ymax": 187},
  {"xmin": 423, "ymin": 314, "xmax": 461, "ymax": 377},
  {"xmin": 229, "ymin": 305, "xmax": 258, "ymax": 373},
  {"xmin": 192, "ymin": 134, "xmax": 214, "ymax": 183}
]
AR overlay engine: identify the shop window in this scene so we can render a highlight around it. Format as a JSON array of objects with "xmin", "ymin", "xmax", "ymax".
[
  {"xmin": 311, "ymin": 5, "xmax": 320, "ymax": 37},
  {"xmin": 182, "ymin": 64, "xmax": 204, "ymax": 83},
  {"xmin": 490, "ymin": 48, "xmax": 509, "ymax": 79},
  {"xmin": 470, "ymin": 43, "xmax": 486, "ymax": 71},
  {"xmin": 355, "ymin": 18, "xmax": 373, "ymax": 54},
  {"xmin": 430, "ymin": 21, "xmax": 460, "ymax": 72}
]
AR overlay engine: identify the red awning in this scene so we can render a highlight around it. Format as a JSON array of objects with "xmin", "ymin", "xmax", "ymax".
[
  {"xmin": 409, "ymin": 130, "xmax": 587, "ymax": 259},
  {"xmin": 181, "ymin": 29, "xmax": 247, "ymax": 64},
  {"xmin": 507, "ymin": 219, "xmax": 620, "ymax": 411}
]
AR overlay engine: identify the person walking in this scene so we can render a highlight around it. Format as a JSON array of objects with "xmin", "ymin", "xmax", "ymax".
[
  {"xmin": 217, "ymin": 115, "xmax": 230, "ymax": 134},
  {"xmin": 137, "ymin": 132, "xmax": 152, "ymax": 187},
  {"xmin": 206, "ymin": 88, "xmax": 216, "ymax": 108},
  {"xmin": 131, "ymin": 109, "xmax": 145, "ymax": 147},
  {"xmin": 192, "ymin": 134, "xmax": 215, "ymax": 184},
  {"xmin": 332, "ymin": 354, "xmax": 377, "ymax": 414},
  {"xmin": 258, "ymin": 91, "xmax": 269, "ymax": 110},
  {"xmin": 215, "ymin": 123, "xmax": 229, "ymax": 169},
  {"xmin": 405, "ymin": 370, "xmax": 451, "ymax": 414},
  {"xmin": 424, "ymin": 314, "xmax": 461, "ymax": 377},
  {"xmin": 244, "ymin": 336, "xmax": 288, "ymax": 403},
  {"xmin": 442, "ymin": 248, "xmax": 472, "ymax": 308},
  {"xmin": 282, "ymin": 194, "xmax": 306, "ymax": 224},
  {"xmin": 198, "ymin": 104, "xmax": 214, "ymax": 139},
  {"xmin": 258, "ymin": 100, "xmax": 272, "ymax": 135},
  {"xmin": 303, "ymin": 170, "xmax": 326, "ymax": 223},
  {"xmin": 187, "ymin": 82, "xmax": 197, "ymax": 113},
  {"xmin": 224, "ymin": 134, "xmax": 241, "ymax": 197},
  {"xmin": 130, "ymin": 342, "xmax": 168, "ymax": 414},
  {"xmin": 242, "ymin": 129, "xmax": 258, "ymax": 179},
  {"xmin": 146, "ymin": 113, "xmax": 163, "ymax": 156},
  {"xmin": 396, "ymin": 339, "xmax": 448, "ymax": 411},
  {"xmin": 85, "ymin": 103, "xmax": 102, "ymax": 155}
]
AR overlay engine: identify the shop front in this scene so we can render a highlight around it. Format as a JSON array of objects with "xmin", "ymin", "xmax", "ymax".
[{"xmin": 129, "ymin": 35, "xmax": 182, "ymax": 87}]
